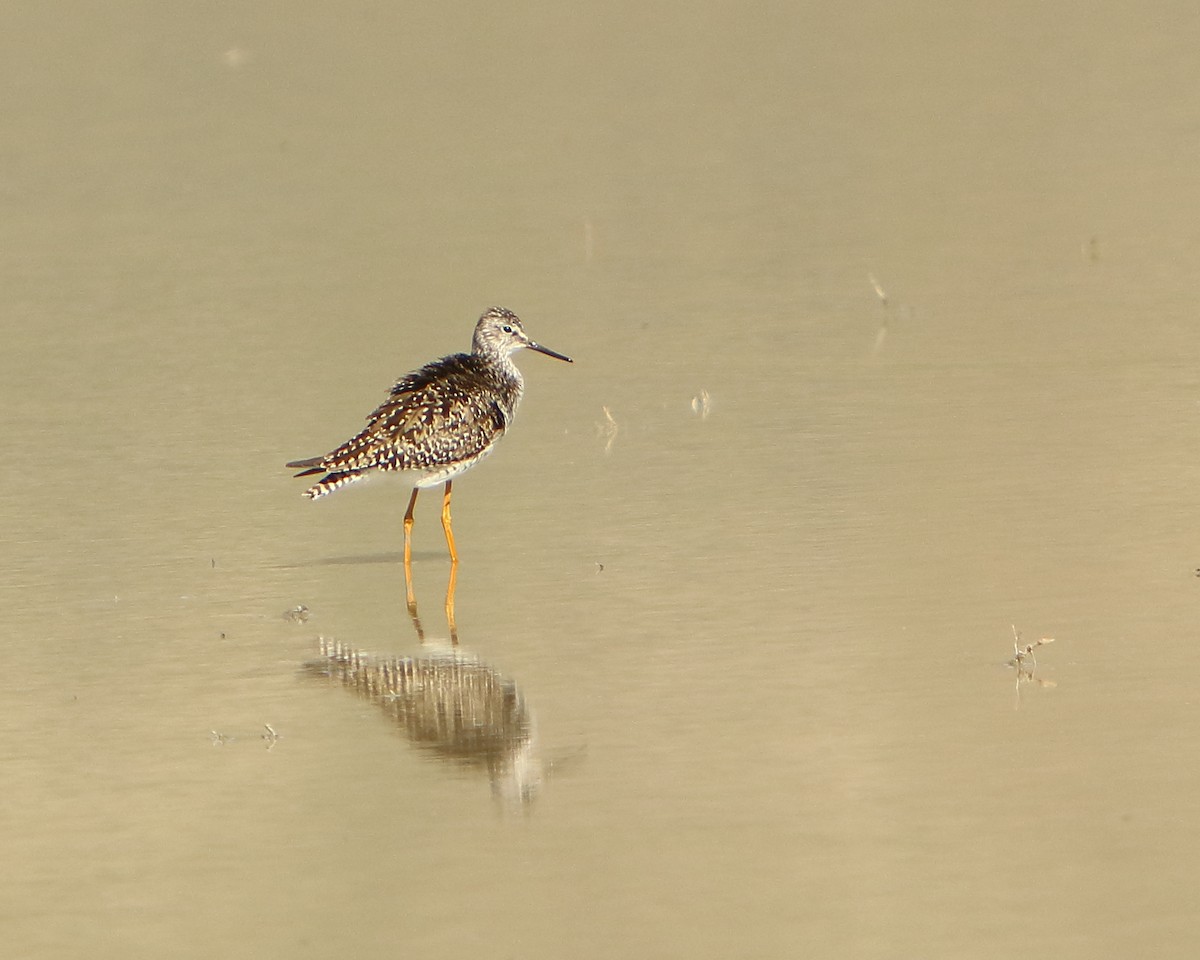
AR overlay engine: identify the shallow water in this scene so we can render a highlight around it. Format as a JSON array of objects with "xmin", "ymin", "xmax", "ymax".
[{"xmin": 5, "ymin": 3, "xmax": 1200, "ymax": 958}]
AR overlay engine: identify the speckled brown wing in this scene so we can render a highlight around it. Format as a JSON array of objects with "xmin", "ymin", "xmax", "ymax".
[{"xmin": 289, "ymin": 354, "xmax": 518, "ymax": 499}]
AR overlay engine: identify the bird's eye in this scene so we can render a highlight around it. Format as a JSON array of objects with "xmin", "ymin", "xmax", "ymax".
[{"xmin": 502, "ymin": 325, "xmax": 513, "ymax": 333}]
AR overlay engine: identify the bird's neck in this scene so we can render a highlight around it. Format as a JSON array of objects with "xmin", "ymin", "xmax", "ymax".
[{"xmin": 485, "ymin": 350, "xmax": 522, "ymax": 385}]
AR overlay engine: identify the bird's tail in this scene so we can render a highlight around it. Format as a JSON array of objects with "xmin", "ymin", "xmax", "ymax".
[
  {"xmin": 286, "ymin": 456, "xmax": 324, "ymax": 473},
  {"xmin": 287, "ymin": 457, "xmax": 364, "ymax": 499}
]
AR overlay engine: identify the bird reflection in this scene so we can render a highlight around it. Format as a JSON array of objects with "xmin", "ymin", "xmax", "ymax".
[
  {"xmin": 409, "ymin": 560, "xmax": 459, "ymax": 645},
  {"xmin": 303, "ymin": 566, "xmax": 542, "ymax": 804}
]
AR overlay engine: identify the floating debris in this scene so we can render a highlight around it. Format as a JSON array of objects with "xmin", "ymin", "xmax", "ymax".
[
  {"xmin": 868, "ymin": 272, "xmax": 892, "ymax": 354},
  {"xmin": 1006, "ymin": 625, "xmax": 1057, "ymax": 708},
  {"xmin": 597, "ymin": 405, "xmax": 618, "ymax": 453},
  {"xmin": 868, "ymin": 272, "xmax": 889, "ymax": 308},
  {"xmin": 210, "ymin": 725, "xmax": 281, "ymax": 749},
  {"xmin": 283, "ymin": 604, "xmax": 310, "ymax": 623},
  {"xmin": 1008, "ymin": 624, "xmax": 1055, "ymax": 669},
  {"xmin": 690, "ymin": 390, "xmax": 711, "ymax": 420}
]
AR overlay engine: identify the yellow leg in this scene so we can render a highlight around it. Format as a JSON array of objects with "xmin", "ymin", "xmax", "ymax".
[
  {"xmin": 445, "ymin": 561, "xmax": 459, "ymax": 646},
  {"xmin": 440, "ymin": 480, "xmax": 458, "ymax": 564},
  {"xmin": 403, "ymin": 487, "xmax": 419, "ymax": 607}
]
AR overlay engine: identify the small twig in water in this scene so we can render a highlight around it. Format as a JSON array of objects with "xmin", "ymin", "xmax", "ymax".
[
  {"xmin": 1009, "ymin": 623, "xmax": 1055, "ymax": 669},
  {"xmin": 1006, "ymin": 624, "xmax": 1057, "ymax": 708},
  {"xmin": 597, "ymin": 406, "xmax": 618, "ymax": 453}
]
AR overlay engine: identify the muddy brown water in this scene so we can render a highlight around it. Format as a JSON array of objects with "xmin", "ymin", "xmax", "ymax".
[{"xmin": 4, "ymin": 4, "xmax": 1200, "ymax": 958}]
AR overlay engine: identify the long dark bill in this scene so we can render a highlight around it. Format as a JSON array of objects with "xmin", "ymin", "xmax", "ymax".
[{"xmin": 528, "ymin": 341, "xmax": 574, "ymax": 363}]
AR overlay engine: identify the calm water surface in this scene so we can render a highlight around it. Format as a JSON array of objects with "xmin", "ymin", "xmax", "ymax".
[{"xmin": 4, "ymin": 3, "xmax": 1200, "ymax": 958}]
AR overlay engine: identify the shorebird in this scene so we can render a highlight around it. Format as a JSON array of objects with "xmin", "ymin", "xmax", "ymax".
[{"xmin": 287, "ymin": 307, "xmax": 572, "ymax": 567}]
